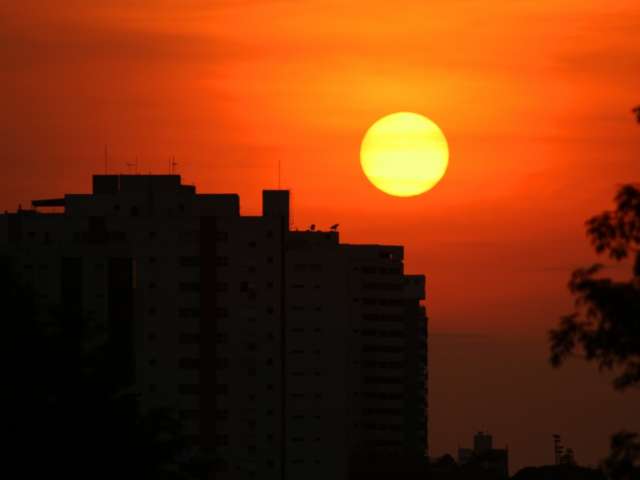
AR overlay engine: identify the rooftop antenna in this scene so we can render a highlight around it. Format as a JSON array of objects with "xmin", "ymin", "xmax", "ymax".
[{"xmin": 553, "ymin": 434, "xmax": 562, "ymax": 465}]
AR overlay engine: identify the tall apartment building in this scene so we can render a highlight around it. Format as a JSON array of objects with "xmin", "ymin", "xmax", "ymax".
[{"xmin": 1, "ymin": 175, "xmax": 428, "ymax": 480}]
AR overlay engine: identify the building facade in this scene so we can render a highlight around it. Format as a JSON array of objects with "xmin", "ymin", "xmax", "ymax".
[{"xmin": 1, "ymin": 175, "xmax": 428, "ymax": 480}]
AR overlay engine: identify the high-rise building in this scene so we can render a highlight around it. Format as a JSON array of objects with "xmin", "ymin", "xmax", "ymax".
[{"xmin": 1, "ymin": 175, "xmax": 428, "ymax": 480}]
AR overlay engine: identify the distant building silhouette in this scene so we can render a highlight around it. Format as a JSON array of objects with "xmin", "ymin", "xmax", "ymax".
[
  {"xmin": 0, "ymin": 174, "xmax": 428, "ymax": 480},
  {"xmin": 458, "ymin": 431, "xmax": 508, "ymax": 477}
]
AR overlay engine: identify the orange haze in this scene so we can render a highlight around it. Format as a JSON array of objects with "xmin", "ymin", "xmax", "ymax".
[{"xmin": 2, "ymin": 0, "xmax": 639, "ymax": 470}]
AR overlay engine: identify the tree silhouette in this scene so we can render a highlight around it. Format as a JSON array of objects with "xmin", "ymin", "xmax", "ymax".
[
  {"xmin": 548, "ymin": 108, "xmax": 640, "ymax": 479},
  {"xmin": 602, "ymin": 432, "xmax": 640, "ymax": 480},
  {"xmin": 549, "ymin": 183, "xmax": 640, "ymax": 390}
]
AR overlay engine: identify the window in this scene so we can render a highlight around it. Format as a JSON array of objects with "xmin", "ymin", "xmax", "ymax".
[
  {"xmin": 179, "ymin": 410, "xmax": 200, "ymax": 420},
  {"xmin": 216, "ymin": 409, "xmax": 229, "ymax": 420},
  {"xmin": 178, "ymin": 308, "xmax": 200, "ymax": 318},
  {"xmin": 179, "ymin": 256, "xmax": 200, "ymax": 267},
  {"xmin": 178, "ymin": 384, "xmax": 200, "ymax": 395},
  {"xmin": 179, "ymin": 333, "xmax": 200, "ymax": 344},
  {"xmin": 179, "ymin": 357, "xmax": 200, "ymax": 370},
  {"xmin": 362, "ymin": 345, "xmax": 404, "ymax": 353},
  {"xmin": 363, "ymin": 377, "xmax": 404, "ymax": 385},
  {"xmin": 179, "ymin": 282, "xmax": 200, "ymax": 292}
]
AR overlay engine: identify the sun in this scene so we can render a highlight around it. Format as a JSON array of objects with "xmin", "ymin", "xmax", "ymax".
[{"xmin": 360, "ymin": 112, "xmax": 449, "ymax": 197}]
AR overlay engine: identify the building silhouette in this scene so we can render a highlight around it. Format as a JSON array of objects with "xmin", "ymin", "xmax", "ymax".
[
  {"xmin": 0, "ymin": 174, "xmax": 428, "ymax": 480},
  {"xmin": 458, "ymin": 431, "xmax": 509, "ymax": 478}
]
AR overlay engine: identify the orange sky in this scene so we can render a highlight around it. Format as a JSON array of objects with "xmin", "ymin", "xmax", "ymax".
[{"xmin": 2, "ymin": 0, "xmax": 639, "ymax": 468}]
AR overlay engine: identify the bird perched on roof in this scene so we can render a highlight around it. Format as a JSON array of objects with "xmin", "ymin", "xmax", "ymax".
[{"xmin": 330, "ymin": 224, "xmax": 339, "ymax": 230}]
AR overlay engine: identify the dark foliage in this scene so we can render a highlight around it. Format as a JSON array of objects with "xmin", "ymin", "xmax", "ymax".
[
  {"xmin": 2, "ymin": 259, "xmax": 207, "ymax": 479},
  {"xmin": 602, "ymin": 432, "xmax": 640, "ymax": 480},
  {"xmin": 548, "ymin": 108, "xmax": 640, "ymax": 480},
  {"xmin": 549, "ymin": 183, "xmax": 640, "ymax": 390}
]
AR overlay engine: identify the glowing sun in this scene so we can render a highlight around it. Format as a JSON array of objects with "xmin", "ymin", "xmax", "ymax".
[{"xmin": 360, "ymin": 112, "xmax": 449, "ymax": 197}]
